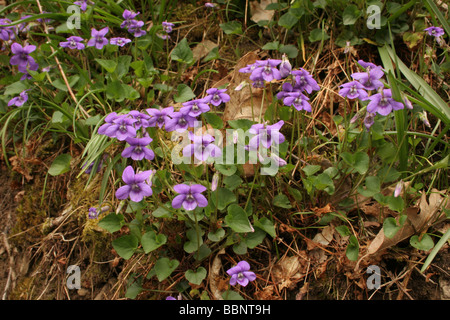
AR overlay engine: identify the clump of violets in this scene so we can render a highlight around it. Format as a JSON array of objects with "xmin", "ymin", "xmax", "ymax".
[
  {"xmin": 121, "ymin": 9, "xmax": 146, "ymax": 37},
  {"xmin": 226, "ymin": 261, "xmax": 256, "ymax": 287},
  {"xmin": 8, "ymin": 89, "xmax": 30, "ymax": 107},
  {"xmin": 87, "ymin": 27, "xmax": 109, "ymax": 49},
  {"xmin": 59, "ymin": 36, "xmax": 85, "ymax": 50},
  {"xmin": 274, "ymin": 61, "xmax": 320, "ymax": 113},
  {"xmin": 115, "ymin": 166, "xmax": 153, "ymax": 202},
  {"xmin": 339, "ymin": 59, "xmax": 410, "ymax": 131},
  {"xmin": 172, "ymin": 183, "xmax": 208, "ymax": 211}
]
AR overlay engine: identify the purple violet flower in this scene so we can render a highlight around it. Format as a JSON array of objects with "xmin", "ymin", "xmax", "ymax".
[
  {"xmin": 129, "ymin": 110, "xmax": 151, "ymax": 129},
  {"xmin": 98, "ymin": 112, "xmax": 120, "ymax": 135},
  {"xmin": 279, "ymin": 54, "xmax": 292, "ymax": 78},
  {"xmin": 115, "ymin": 166, "xmax": 153, "ymax": 202},
  {"xmin": 424, "ymin": 26, "xmax": 445, "ymax": 39},
  {"xmin": 276, "ymin": 82, "xmax": 294, "ymax": 100},
  {"xmin": 357, "ymin": 60, "xmax": 381, "ymax": 70},
  {"xmin": 367, "ymin": 89, "xmax": 404, "ymax": 116},
  {"xmin": 162, "ymin": 21, "xmax": 174, "ymax": 34},
  {"xmin": 121, "ymin": 10, "xmax": 140, "ymax": 29},
  {"xmin": 291, "ymin": 68, "xmax": 320, "ymax": 94},
  {"xmin": 248, "ymin": 120, "xmax": 285, "ymax": 151},
  {"xmin": 394, "ymin": 180, "xmax": 403, "ymax": 198},
  {"xmin": 82, "ymin": 156, "xmax": 105, "ymax": 174},
  {"xmin": 88, "ymin": 207, "xmax": 99, "ymax": 219},
  {"xmin": 180, "ymin": 98, "xmax": 210, "ymax": 117},
  {"xmin": 171, "ymin": 183, "xmax": 208, "ymax": 211},
  {"xmin": 110, "ymin": 37, "xmax": 132, "ymax": 47},
  {"xmin": 17, "ymin": 15, "xmax": 32, "ymax": 34},
  {"xmin": 10, "ymin": 43, "xmax": 39, "ymax": 73},
  {"xmin": 226, "ymin": 261, "xmax": 256, "ymax": 287},
  {"xmin": 250, "ymin": 59, "xmax": 282, "ymax": 82},
  {"xmin": 146, "ymin": 106, "xmax": 175, "ymax": 128},
  {"xmin": 204, "ymin": 88, "xmax": 230, "ymax": 106},
  {"xmin": 363, "ymin": 112, "xmax": 376, "ymax": 131},
  {"xmin": 101, "ymin": 114, "xmax": 137, "ymax": 141},
  {"xmin": 351, "ymin": 63, "xmax": 384, "ymax": 91},
  {"xmin": 87, "ymin": 27, "xmax": 109, "ymax": 49},
  {"xmin": 339, "ymin": 80, "xmax": 369, "ymax": 100},
  {"xmin": 8, "ymin": 89, "xmax": 30, "ymax": 107},
  {"xmin": 60, "ymin": 36, "xmax": 85, "ymax": 50},
  {"xmin": 127, "ymin": 19, "xmax": 146, "ymax": 37},
  {"xmin": 282, "ymin": 91, "xmax": 312, "ymax": 112},
  {"xmin": 122, "ymin": 136, "xmax": 155, "ymax": 161},
  {"xmin": 0, "ymin": 19, "xmax": 15, "ymax": 41},
  {"xmin": 164, "ymin": 111, "xmax": 197, "ymax": 133},
  {"xmin": 239, "ymin": 62, "xmax": 258, "ymax": 74},
  {"xmin": 205, "ymin": 2, "xmax": 217, "ymax": 8},
  {"xmin": 183, "ymin": 132, "xmax": 222, "ymax": 162},
  {"xmin": 74, "ymin": 0, "xmax": 93, "ymax": 12}
]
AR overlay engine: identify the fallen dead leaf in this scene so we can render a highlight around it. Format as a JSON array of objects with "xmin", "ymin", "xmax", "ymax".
[
  {"xmin": 254, "ymin": 285, "xmax": 281, "ymax": 300},
  {"xmin": 272, "ymin": 253, "xmax": 308, "ymax": 291},
  {"xmin": 209, "ymin": 248, "xmax": 226, "ymax": 300},
  {"xmin": 367, "ymin": 189, "xmax": 448, "ymax": 256},
  {"xmin": 250, "ymin": 0, "xmax": 276, "ymax": 24},
  {"xmin": 312, "ymin": 225, "xmax": 334, "ymax": 246},
  {"xmin": 312, "ymin": 203, "xmax": 333, "ymax": 217},
  {"xmin": 192, "ymin": 39, "xmax": 218, "ymax": 62},
  {"xmin": 295, "ymin": 282, "xmax": 309, "ymax": 300}
]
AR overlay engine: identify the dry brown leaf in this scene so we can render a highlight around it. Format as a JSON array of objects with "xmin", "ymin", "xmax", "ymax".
[
  {"xmin": 295, "ymin": 282, "xmax": 309, "ymax": 300},
  {"xmin": 367, "ymin": 189, "xmax": 448, "ymax": 256},
  {"xmin": 250, "ymin": 0, "xmax": 276, "ymax": 24},
  {"xmin": 209, "ymin": 248, "xmax": 226, "ymax": 300},
  {"xmin": 312, "ymin": 225, "xmax": 334, "ymax": 246},
  {"xmin": 192, "ymin": 40, "xmax": 218, "ymax": 62},
  {"xmin": 254, "ymin": 285, "xmax": 281, "ymax": 300},
  {"xmin": 311, "ymin": 203, "xmax": 333, "ymax": 217},
  {"xmin": 272, "ymin": 253, "xmax": 307, "ymax": 291}
]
